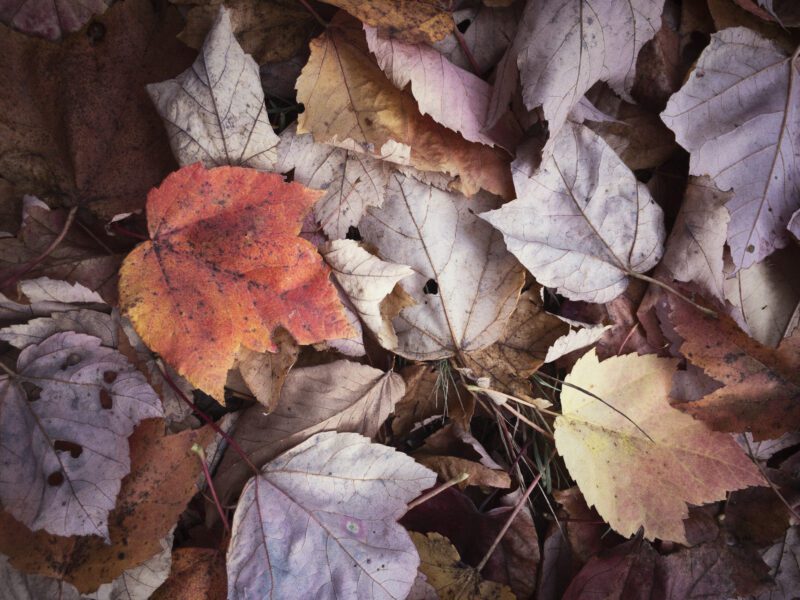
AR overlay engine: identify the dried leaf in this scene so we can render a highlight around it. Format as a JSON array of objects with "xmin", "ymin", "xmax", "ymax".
[
  {"xmin": 554, "ymin": 350, "xmax": 765, "ymax": 543},
  {"xmin": 359, "ymin": 172, "xmax": 525, "ymax": 360},
  {"xmin": 0, "ymin": 420, "xmax": 213, "ymax": 592},
  {"xmin": 148, "ymin": 8, "xmax": 279, "ymax": 171},
  {"xmin": 231, "ymin": 332, "xmax": 299, "ymax": 411},
  {"xmin": 214, "ymin": 359, "xmax": 405, "ymax": 507},
  {"xmin": 544, "ymin": 324, "xmax": 612, "ymax": 364},
  {"xmin": 296, "ymin": 15, "xmax": 514, "ymax": 199},
  {"xmin": 660, "ymin": 176, "xmax": 731, "ymax": 302},
  {"xmin": 151, "ymin": 547, "xmax": 226, "ymax": 600},
  {"xmin": 0, "ymin": 332, "xmax": 163, "ymax": 539},
  {"xmin": 276, "ymin": 125, "xmax": 391, "ymax": 239},
  {"xmin": 226, "ymin": 432, "xmax": 436, "ymax": 599},
  {"xmin": 481, "ymin": 124, "xmax": 665, "ymax": 304},
  {"xmin": 319, "ymin": 0, "xmax": 452, "ymax": 44},
  {"xmin": 758, "ymin": 526, "xmax": 800, "ymax": 599},
  {"xmin": 321, "ymin": 239, "xmax": 414, "ymax": 350},
  {"xmin": 670, "ymin": 299, "xmax": 800, "ymax": 439},
  {"xmin": 118, "ymin": 164, "xmax": 351, "ymax": 401},
  {"xmin": 365, "ymin": 25, "xmax": 507, "ymax": 147},
  {"xmin": 0, "ymin": 0, "xmax": 107, "ymax": 40},
  {"xmin": 411, "ymin": 532, "xmax": 515, "ymax": 600},
  {"xmin": 511, "ymin": 0, "xmax": 664, "ymax": 138},
  {"xmin": 661, "ymin": 27, "xmax": 800, "ymax": 271}
]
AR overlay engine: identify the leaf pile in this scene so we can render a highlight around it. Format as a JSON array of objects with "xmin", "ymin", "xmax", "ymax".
[{"xmin": 1, "ymin": 1, "xmax": 799, "ymax": 599}]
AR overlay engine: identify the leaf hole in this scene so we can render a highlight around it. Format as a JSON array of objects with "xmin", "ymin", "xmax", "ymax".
[
  {"xmin": 86, "ymin": 21, "xmax": 106, "ymax": 45},
  {"xmin": 345, "ymin": 226, "xmax": 362, "ymax": 241},
  {"xmin": 103, "ymin": 370, "xmax": 118, "ymax": 384},
  {"xmin": 61, "ymin": 353, "xmax": 82, "ymax": 370},
  {"xmin": 100, "ymin": 389, "xmax": 113, "ymax": 410},
  {"xmin": 456, "ymin": 19, "xmax": 472, "ymax": 33},
  {"xmin": 423, "ymin": 279, "xmax": 439, "ymax": 295},
  {"xmin": 47, "ymin": 472, "xmax": 64, "ymax": 487},
  {"xmin": 22, "ymin": 382, "xmax": 42, "ymax": 401},
  {"xmin": 54, "ymin": 440, "xmax": 83, "ymax": 459}
]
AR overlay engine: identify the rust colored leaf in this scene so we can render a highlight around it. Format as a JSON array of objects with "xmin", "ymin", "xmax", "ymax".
[
  {"xmin": 296, "ymin": 14, "xmax": 514, "ymax": 199},
  {"xmin": 670, "ymin": 299, "xmax": 800, "ymax": 439},
  {"xmin": 0, "ymin": 419, "xmax": 214, "ymax": 592},
  {"xmin": 119, "ymin": 164, "xmax": 352, "ymax": 401},
  {"xmin": 152, "ymin": 548, "xmax": 227, "ymax": 600}
]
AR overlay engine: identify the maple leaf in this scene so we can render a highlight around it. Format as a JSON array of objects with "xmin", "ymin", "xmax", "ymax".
[
  {"xmin": 0, "ymin": 332, "xmax": 163, "ymax": 539},
  {"xmin": 481, "ymin": 123, "xmax": 665, "ymax": 304},
  {"xmin": 554, "ymin": 350, "xmax": 764, "ymax": 543},
  {"xmin": 359, "ymin": 172, "xmax": 525, "ymax": 360},
  {"xmin": 276, "ymin": 125, "xmax": 391, "ymax": 239},
  {"xmin": 319, "ymin": 0, "xmax": 453, "ymax": 44},
  {"xmin": 661, "ymin": 27, "xmax": 800, "ymax": 271},
  {"xmin": 410, "ymin": 532, "xmax": 515, "ymax": 600},
  {"xmin": 118, "ymin": 163, "xmax": 352, "ymax": 401},
  {"xmin": 0, "ymin": 0, "xmax": 107, "ymax": 41},
  {"xmin": 226, "ymin": 431, "xmax": 436, "ymax": 600},
  {"xmin": 670, "ymin": 298, "xmax": 800, "ymax": 439},
  {"xmin": 148, "ymin": 8, "xmax": 279, "ymax": 172},
  {"xmin": 295, "ymin": 14, "xmax": 514, "ymax": 199},
  {"xmin": 214, "ymin": 359, "xmax": 405, "ymax": 507},
  {"xmin": 496, "ymin": 0, "xmax": 664, "ymax": 139}
]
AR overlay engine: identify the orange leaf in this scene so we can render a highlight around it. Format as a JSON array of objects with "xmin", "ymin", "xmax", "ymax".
[{"xmin": 119, "ymin": 164, "xmax": 352, "ymax": 401}]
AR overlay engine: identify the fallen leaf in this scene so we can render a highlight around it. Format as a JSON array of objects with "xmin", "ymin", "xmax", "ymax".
[
  {"xmin": 789, "ymin": 208, "xmax": 800, "ymax": 240},
  {"xmin": 660, "ymin": 176, "xmax": 731, "ymax": 302},
  {"xmin": 365, "ymin": 25, "xmax": 510, "ymax": 147},
  {"xmin": 554, "ymin": 350, "xmax": 765, "ymax": 543},
  {"xmin": 229, "ymin": 331, "xmax": 299, "ymax": 411},
  {"xmin": 0, "ymin": 419, "xmax": 214, "ymax": 592},
  {"xmin": 321, "ymin": 239, "xmax": 414, "ymax": 350},
  {"xmin": 758, "ymin": 526, "xmax": 800, "ymax": 600},
  {"xmin": 630, "ymin": 14, "xmax": 684, "ymax": 111},
  {"xmin": 481, "ymin": 124, "xmax": 665, "ymax": 304},
  {"xmin": 510, "ymin": 0, "xmax": 664, "ymax": 138},
  {"xmin": 296, "ymin": 14, "xmax": 514, "ymax": 199},
  {"xmin": 553, "ymin": 487, "xmax": 610, "ymax": 565},
  {"xmin": 319, "ymin": 0, "xmax": 453, "ymax": 44},
  {"xmin": 118, "ymin": 163, "xmax": 351, "ymax": 401},
  {"xmin": 0, "ymin": 553, "xmax": 82, "ymax": 600},
  {"xmin": 669, "ymin": 298, "xmax": 800, "ymax": 439},
  {"xmin": 226, "ymin": 432, "xmax": 436, "ymax": 599},
  {"xmin": 0, "ymin": 309, "xmax": 116, "ymax": 350},
  {"xmin": 462, "ymin": 288, "xmax": 567, "ymax": 395},
  {"xmin": 214, "ymin": 359, "xmax": 405, "ymax": 507},
  {"xmin": 660, "ymin": 27, "xmax": 800, "ymax": 271},
  {"xmin": 276, "ymin": 125, "xmax": 391, "ymax": 239},
  {"xmin": 0, "ymin": 0, "xmax": 195, "ymax": 217},
  {"xmin": 177, "ymin": 0, "xmax": 316, "ymax": 65},
  {"xmin": 544, "ymin": 324, "xmax": 612, "ymax": 364},
  {"xmin": 411, "ymin": 532, "xmax": 515, "ymax": 600},
  {"xmin": 151, "ymin": 548, "xmax": 227, "ymax": 600},
  {"xmin": 0, "ymin": 332, "xmax": 163, "ymax": 539},
  {"xmin": 359, "ymin": 172, "xmax": 525, "ymax": 360},
  {"xmin": 148, "ymin": 8, "xmax": 279, "ymax": 171},
  {"xmin": 0, "ymin": 0, "xmax": 107, "ymax": 40},
  {"xmin": 724, "ymin": 245, "xmax": 800, "ymax": 347},
  {"xmin": 0, "ymin": 199, "xmax": 123, "ymax": 303}
]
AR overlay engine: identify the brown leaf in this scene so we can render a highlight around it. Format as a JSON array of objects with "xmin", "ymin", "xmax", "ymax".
[
  {"xmin": 0, "ymin": 0, "xmax": 107, "ymax": 41},
  {"xmin": 670, "ymin": 299, "xmax": 800, "ymax": 439},
  {"xmin": 152, "ymin": 548, "xmax": 227, "ymax": 600},
  {"xmin": 0, "ymin": 419, "xmax": 214, "ymax": 592},
  {"xmin": 0, "ymin": 0, "xmax": 195, "ymax": 217},
  {"xmin": 296, "ymin": 14, "xmax": 514, "ymax": 199},
  {"xmin": 319, "ymin": 0, "xmax": 453, "ymax": 44}
]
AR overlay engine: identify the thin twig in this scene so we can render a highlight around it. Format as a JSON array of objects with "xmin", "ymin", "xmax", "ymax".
[
  {"xmin": 743, "ymin": 436, "xmax": 800, "ymax": 523},
  {"xmin": 192, "ymin": 443, "xmax": 231, "ymax": 534},
  {"xmin": 0, "ymin": 362, "xmax": 16, "ymax": 377},
  {"xmin": 407, "ymin": 472, "xmax": 469, "ymax": 510},
  {"xmin": 296, "ymin": 0, "xmax": 328, "ymax": 27},
  {"xmin": 475, "ymin": 450, "xmax": 556, "ymax": 572},
  {"xmin": 630, "ymin": 272, "xmax": 717, "ymax": 318},
  {"xmin": 1, "ymin": 206, "xmax": 78, "ymax": 289}
]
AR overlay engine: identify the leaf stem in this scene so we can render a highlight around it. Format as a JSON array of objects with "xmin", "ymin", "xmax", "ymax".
[
  {"xmin": 407, "ymin": 472, "xmax": 469, "ymax": 510},
  {"xmin": 742, "ymin": 436, "xmax": 800, "ymax": 523},
  {"xmin": 192, "ymin": 443, "xmax": 231, "ymax": 534},
  {"xmin": 0, "ymin": 362, "xmax": 16, "ymax": 377},
  {"xmin": 475, "ymin": 449, "xmax": 555, "ymax": 572},
  {"xmin": 296, "ymin": 0, "xmax": 328, "ymax": 28},
  {"xmin": 452, "ymin": 16, "xmax": 481, "ymax": 75},
  {"xmin": 629, "ymin": 272, "xmax": 717, "ymax": 318},
  {"xmin": 0, "ymin": 206, "xmax": 78, "ymax": 290}
]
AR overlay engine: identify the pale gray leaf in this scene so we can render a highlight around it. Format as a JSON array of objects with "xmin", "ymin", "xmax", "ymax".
[{"xmin": 0, "ymin": 309, "xmax": 116, "ymax": 350}]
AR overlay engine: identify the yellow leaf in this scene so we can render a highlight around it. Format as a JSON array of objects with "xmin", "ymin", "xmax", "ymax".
[{"xmin": 554, "ymin": 350, "xmax": 765, "ymax": 543}]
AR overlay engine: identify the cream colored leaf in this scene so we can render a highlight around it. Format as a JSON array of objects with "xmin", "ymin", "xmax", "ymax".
[
  {"xmin": 232, "ymin": 330, "xmax": 299, "ymax": 411},
  {"xmin": 544, "ymin": 324, "xmax": 611, "ymax": 363},
  {"xmin": 790, "ymin": 208, "xmax": 800, "ymax": 240},
  {"xmin": 365, "ymin": 25, "xmax": 497, "ymax": 147},
  {"xmin": 0, "ymin": 309, "xmax": 116, "ymax": 350},
  {"xmin": 359, "ymin": 173, "xmax": 525, "ymax": 360},
  {"xmin": 512, "ymin": 0, "xmax": 664, "ymax": 138},
  {"xmin": 554, "ymin": 350, "xmax": 765, "ymax": 543},
  {"xmin": 147, "ymin": 7, "xmax": 278, "ymax": 170},
  {"xmin": 724, "ymin": 246, "xmax": 800, "ymax": 347},
  {"xmin": 321, "ymin": 240, "xmax": 414, "ymax": 350},
  {"xmin": 276, "ymin": 125, "xmax": 391, "ymax": 239},
  {"xmin": 19, "ymin": 277, "xmax": 105, "ymax": 305},
  {"xmin": 481, "ymin": 123, "xmax": 665, "ymax": 304},
  {"xmin": 227, "ymin": 432, "xmax": 436, "ymax": 600},
  {"xmin": 213, "ymin": 359, "xmax": 406, "ymax": 507},
  {"xmin": 661, "ymin": 27, "xmax": 800, "ymax": 271},
  {"xmin": 660, "ymin": 176, "xmax": 731, "ymax": 302}
]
